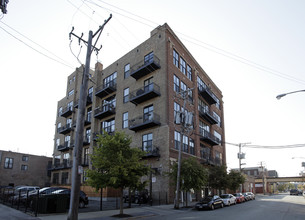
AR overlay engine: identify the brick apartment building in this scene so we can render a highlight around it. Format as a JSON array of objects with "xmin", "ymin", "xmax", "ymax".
[
  {"xmin": 51, "ymin": 23, "xmax": 225, "ymax": 201},
  {"xmin": 0, "ymin": 150, "xmax": 52, "ymax": 187}
]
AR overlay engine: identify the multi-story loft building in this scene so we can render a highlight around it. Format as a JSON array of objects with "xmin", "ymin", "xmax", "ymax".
[
  {"xmin": 51, "ymin": 23, "xmax": 225, "ymax": 201},
  {"xmin": 0, "ymin": 150, "xmax": 52, "ymax": 187}
]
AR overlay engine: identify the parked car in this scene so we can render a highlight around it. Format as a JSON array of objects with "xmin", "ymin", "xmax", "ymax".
[
  {"xmin": 195, "ymin": 195, "xmax": 224, "ymax": 210},
  {"xmin": 51, "ymin": 189, "xmax": 89, "ymax": 208},
  {"xmin": 245, "ymin": 192, "xmax": 255, "ymax": 200},
  {"xmin": 290, "ymin": 189, "xmax": 302, "ymax": 195},
  {"xmin": 220, "ymin": 194, "xmax": 236, "ymax": 206},
  {"xmin": 243, "ymin": 193, "xmax": 251, "ymax": 201},
  {"xmin": 233, "ymin": 193, "xmax": 245, "ymax": 203},
  {"xmin": 8, "ymin": 186, "xmax": 40, "ymax": 203}
]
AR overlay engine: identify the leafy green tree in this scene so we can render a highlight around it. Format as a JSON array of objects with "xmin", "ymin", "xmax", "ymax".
[
  {"xmin": 277, "ymin": 183, "xmax": 288, "ymax": 192},
  {"xmin": 208, "ymin": 165, "xmax": 228, "ymax": 194},
  {"xmin": 227, "ymin": 170, "xmax": 245, "ymax": 191},
  {"xmin": 86, "ymin": 131, "xmax": 149, "ymax": 216},
  {"xmin": 170, "ymin": 157, "xmax": 208, "ymax": 207}
]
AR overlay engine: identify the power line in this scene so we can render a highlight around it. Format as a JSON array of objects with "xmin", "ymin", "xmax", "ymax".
[{"xmin": 0, "ymin": 24, "xmax": 74, "ymax": 69}]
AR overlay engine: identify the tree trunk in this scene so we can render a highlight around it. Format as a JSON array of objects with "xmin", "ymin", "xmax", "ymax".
[
  {"xmin": 185, "ymin": 191, "xmax": 188, "ymax": 207},
  {"xmin": 120, "ymin": 188, "xmax": 124, "ymax": 215}
]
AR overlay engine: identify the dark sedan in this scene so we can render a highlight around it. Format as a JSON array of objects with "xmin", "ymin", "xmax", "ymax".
[
  {"xmin": 52, "ymin": 189, "xmax": 89, "ymax": 208},
  {"xmin": 195, "ymin": 195, "xmax": 224, "ymax": 210}
]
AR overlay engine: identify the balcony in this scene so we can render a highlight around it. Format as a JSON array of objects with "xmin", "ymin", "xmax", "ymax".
[
  {"xmin": 140, "ymin": 145, "xmax": 160, "ymax": 158},
  {"xmin": 50, "ymin": 161, "xmax": 72, "ymax": 170},
  {"xmin": 57, "ymin": 140, "xmax": 74, "ymax": 152},
  {"xmin": 130, "ymin": 55, "xmax": 161, "ymax": 80},
  {"xmin": 129, "ymin": 113, "xmax": 161, "ymax": 132},
  {"xmin": 74, "ymin": 95, "xmax": 93, "ymax": 108},
  {"xmin": 201, "ymin": 157, "xmax": 215, "ymax": 166},
  {"xmin": 95, "ymin": 81, "xmax": 117, "ymax": 99},
  {"xmin": 60, "ymin": 106, "xmax": 73, "ymax": 118},
  {"xmin": 94, "ymin": 103, "xmax": 115, "ymax": 119},
  {"xmin": 83, "ymin": 136, "xmax": 90, "ymax": 146},
  {"xmin": 130, "ymin": 83, "xmax": 161, "ymax": 105},
  {"xmin": 199, "ymin": 128, "xmax": 220, "ymax": 145},
  {"xmin": 198, "ymin": 85, "xmax": 217, "ymax": 105},
  {"xmin": 58, "ymin": 123, "xmax": 73, "ymax": 135},
  {"xmin": 198, "ymin": 106, "xmax": 218, "ymax": 124}
]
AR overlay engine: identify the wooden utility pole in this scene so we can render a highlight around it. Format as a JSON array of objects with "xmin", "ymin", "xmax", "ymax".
[{"xmin": 67, "ymin": 14, "xmax": 112, "ymax": 220}]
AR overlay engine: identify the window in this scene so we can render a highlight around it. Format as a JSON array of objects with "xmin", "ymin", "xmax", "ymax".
[
  {"xmin": 102, "ymin": 118, "xmax": 115, "ymax": 134},
  {"xmin": 174, "ymin": 75, "xmax": 180, "ymax": 93},
  {"xmin": 56, "ymin": 139, "xmax": 60, "ymax": 148},
  {"xmin": 142, "ymin": 133, "xmax": 153, "ymax": 152},
  {"xmin": 200, "ymin": 144, "xmax": 211, "ymax": 160},
  {"xmin": 144, "ymin": 51, "xmax": 154, "ymax": 63},
  {"xmin": 143, "ymin": 105, "xmax": 153, "ymax": 122},
  {"xmin": 4, "ymin": 157, "xmax": 13, "ymax": 169},
  {"xmin": 104, "ymin": 72, "xmax": 117, "ymax": 87},
  {"xmin": 22, "ymin": 155, "xmax": 29, "ymax": 162},
  {"xmin": 215, "ymin": 97, "xmax": 221, "ymax": 110},
  {"xmin": 180, "ymin": 57, "xmax": 186, "ymax": 74},
  {"xmin": 189, "ymin": 138, "xmax": 195, "ymax": 155},
  {"xmin": 214, "ymin": 112, "xmax": 221, "ymax": 127},
  {"xmin": 188, "ymin": 89, "xmax": 193, "ymax": 102},
  {"xmin": 58, "ymin": 107, "xmax": 63, "ymax": 116},
  {"xmin": 88, "ymin": 87, "xmax": 93, "ymax": 99},
  {"xmin": 173, "ymin": 49, "xmax": 179, "ymax": 67},
  {"xmin": 57, "ymin": 122, "xmax": 61, "ymax": 131},
  {"xmin": 187, "ymin": 65, "xmax": 192, "ymax": 81},
  {"xmin": 174, "ymin": 102, "xmax": 180, "ymax": 119},
  {"xmin": 87, "ymin": 107, "xmax": 92, "ymax": 123},
  {"xmin": 68, "ymin": 89, "xmax": 74, "ymax": 97},
  {"xmin": 123, "ymin": 88, "xmax": 129, "ymax": 103},
  {"xmin": 54, "ymin": 155, "xmax": 61, "ymax": 166},
  {"xmin": 183, "ymin": 135, "xmax": 188, "ymax": 153},
  {"xmin": 84, "ymin": 148, "xmax": 89, "ymax": 165},
  {"xmin": 144, "ymin": 77, "xmax": 153, "ymax": 92},
  {"xmin": 66, "ymin": 118, "xmax": 72, "ymax": 128},
  {"xmin": 67, "ymin": 101, "xmax": 73, "ymax": 111},
  {"xmin": 52, "ymin": 173, "xmax": 59, "ymax": 185},
  {"xmin": 122, "ymin": 112, "xmax": 128, "ymax": 129},
  {"xmin": 174, "ymin": 131, "xmax": 181, "ymax": 150},
  {"xmin": 21, "ymin": 165, "xmax": 28, "ymax": 171},
  {"xmin": 85, "ymin": 128, "xmax": 91, "ymax": 143},
  {"xmin": 61, "ymin": 172, "xmax": 69, "ymax": 185},
  {"xmin": 124, "ymin": 63, "xmax": 130, "ymax": 79},
  {"xmin": 214, "ymin": 131, "xmax": 222, "ymax": 144},
  {"xmin": 65, "ymin": 135, "xmax": 71, "ymax": 147},
  {"xmin": 199, "ymin": 121, "xmax": 210, "ymax": 136},
  {"xmin": 181, "ymin": 81, "xmax": 187, "ymax": 94},
  {"xmin": 103, "ymin": 95, "xmax": 116, "ymax": 110}
]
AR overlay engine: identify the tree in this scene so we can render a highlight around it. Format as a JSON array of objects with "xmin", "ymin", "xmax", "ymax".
[
  {"xmin": 208, "ymin": 165, "xmax": 228, "ymax": 194},
  {"xmin": 227, "ymin": 170, "xmax": 245, "ymax": 191},
  {"xmin": 86, "ymin": 131, "xmax": 149, "ymax": 216},
  {"xmin": 170, "ymin": 157, "xmax": 208, "ymax": 207}
]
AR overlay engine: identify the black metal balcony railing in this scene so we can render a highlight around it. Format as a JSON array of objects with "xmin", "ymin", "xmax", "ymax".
[
  {"xmin": 83, "ymin": 136, "xmax": 90, "ymax": 145},
  {"xmin": 58, "ymin": 123, "xmax": 73, "ymax": 135},
  {"xmin": 95, "ymin": 80, "xmax": 117, "ymax": 99},
  {"xmin": 140, "ymin": 145, "xmax": 160, "ymax": 158},
  {"xmin": 130, "ymin": 55, "xmax": 161, "ymax": 80},
  {"xmin": 198, "ymin": 84, "xmax": 217, "ymax": 105},
  {"xmin": 74, "ymin": 95, "xmax": 93, "ymax": 108},
  {"xmin": 57, "ymin": 140, "xmax": 74, "ymax": 151},
  {"xmin": 198, "ymin": 106, "xmax": 218, "ymax": 125},
  {"xmin": 60, "ymin": 106, "xmax": 73, "ymax": 118},
  {"xmin": 130, "ymin": 83, "xmax": 161, "ymax": 105},
  {"xmin": 49, "ymin": 161, "xmax": 72, "ymax": 170},
  {"xmin": 199, "ymin": 128, "xmax": 220, "ymax": 146},
  {"xmin": 94, "ymin": 103, "xmax": 116, "ymax": 119},
  {"xmin": 129, "ymin": 113, "xmax": 161, "ymax": 132}
]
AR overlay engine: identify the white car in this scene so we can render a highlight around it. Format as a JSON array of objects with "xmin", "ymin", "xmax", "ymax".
[{"xmin": 220, "ymin": 194, "xmax": 236, "ymax": 206}]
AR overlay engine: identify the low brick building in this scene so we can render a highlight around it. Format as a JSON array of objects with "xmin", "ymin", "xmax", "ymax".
[{"xmin": 0, "ymin": 150, "xmax": 52, "ymax": 187}]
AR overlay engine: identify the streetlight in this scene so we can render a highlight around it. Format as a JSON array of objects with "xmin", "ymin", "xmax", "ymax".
[{"xmin": 276, "ymin": 89, "xmax": 305, "ymax": 100}]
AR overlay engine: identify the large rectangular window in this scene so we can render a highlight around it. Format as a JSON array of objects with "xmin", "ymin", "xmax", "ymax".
[
  {"xmin": 87, "ymin": 107, "xmax": 92, "ymax": 123},
  {"xmin": 144, "ymin": 51, "xmax": 154, "ymax": 63},
  {"xmin": 102, "ymin": 118, "xmax": 115, "ymax": 134},
  {"xmin": 104, "ymin": 71, "xmax": 117, "ymax": 87},
  {"xmin": 4, "ymin": 157, "xmax": 13, "ymax": 169},
  {"xmin": 124, "ymin": 63, "xmax": 130, "ymax": 79},
  {"xmin": 174, "ymin": 131, "xmax": 181, "ymax": 150},
  {"xmin": 84, "ymin": 148, "xmax": 89, "ymax": 165},
  {"xmin": 173, "ymin": 49, "xmax": 179, "ymax": 67},
  {"xmin": 187, "ymin": 64, "xmax": 192, "ymax": 81},
  {"xmin": 122, "ymin": 112, "xmax": 128, "ymax": 129},
  {"xmin": 142, "ymin": 133, "xmax": 153, "ymax": 152},
  {"xmin": 22, "ymin": 156, "xmax": 29, "ymax": 162},
  {"xmin": 174, "ymin": 75, "xmax": 180, "ymax": 93},
  {"xmin": 52, "ymin": 173, "xmax": 59, "ymax": 185},
  {"xmin": 61, "ymin": 172, "xmax": 69, "ymax": 185},
  {"xmin": 123, "ymin": 88, "xmax": 129, "ymax": 103},
  {"xmin": 174, "ymin": 102, "xmax": 180, "ymax": 119},
  {"xmin": 183, "ymin": 135, "xmax": 188, "ymax": 153},
  {"xmin": 143, "ymin": 105, "xmax": 154, "ymax": 122},
  {"xmin": 189, "ymin": 138, "xmax": 195, "ymax": 155},
  {"xmin": 21, "ymin": 165, "xmax": 28, "ymax": 171},
  {"xmin": 180, "ymin": 57, "xmax": 186, "ymax": 74}
]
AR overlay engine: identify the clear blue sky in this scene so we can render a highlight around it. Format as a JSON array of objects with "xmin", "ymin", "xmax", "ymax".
[{"xmin": 1, "ymin": 0, "xmax": 305, "ymax": 177}]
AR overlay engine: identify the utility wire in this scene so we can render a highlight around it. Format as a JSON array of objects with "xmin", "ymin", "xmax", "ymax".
[{"xmin": 0, "ymin": 25, "xmax": 74, "ymax": 69}]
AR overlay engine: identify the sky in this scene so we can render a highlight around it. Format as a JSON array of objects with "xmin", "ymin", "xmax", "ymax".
[{"xmin": 1, "ymin": 0, "xmax": 305, "ymax": 177}]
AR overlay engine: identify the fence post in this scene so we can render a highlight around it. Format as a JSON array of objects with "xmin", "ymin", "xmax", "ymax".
[{"xmin": 34, "ymin": 189, "xmax": 39, "ymax": 217}]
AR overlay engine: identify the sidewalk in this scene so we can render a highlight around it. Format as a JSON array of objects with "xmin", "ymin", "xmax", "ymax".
[
  {"xmin": 37, "ymin": 203, "xmax": 196, "ymax": 220},
  {"xmin": 0, "ymin": 203, "xmax": 38, "ymax": 220}
]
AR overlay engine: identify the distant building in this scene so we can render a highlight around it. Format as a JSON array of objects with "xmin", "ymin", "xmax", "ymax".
[
  {"xmin": 0, "ymin": 150, "xmax": 52, "ymax": 187},
  {"xmin": 268, "ymin": 170, "xmax": 278, "ymax": 178},
  {"xmin": 51, "ymin": 23, "xmax": 226, "ymax": 202}
]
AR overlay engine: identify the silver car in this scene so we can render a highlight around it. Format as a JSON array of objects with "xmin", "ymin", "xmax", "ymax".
[{"xmin": 220, "ymin": 194, "xmax": 236, "ymax": 206}]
